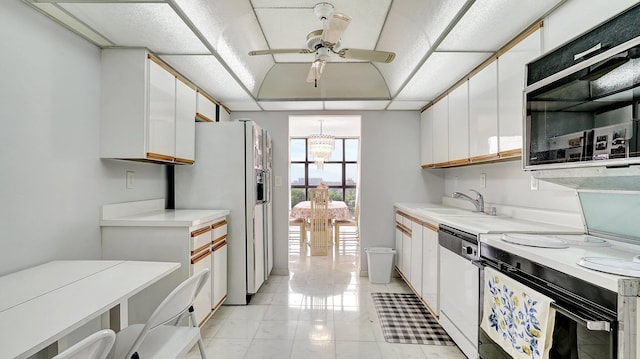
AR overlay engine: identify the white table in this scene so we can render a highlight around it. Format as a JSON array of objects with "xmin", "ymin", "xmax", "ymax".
[{"xmin": 0, "ymin": 260, "xmax": 180, "ymax": 358}]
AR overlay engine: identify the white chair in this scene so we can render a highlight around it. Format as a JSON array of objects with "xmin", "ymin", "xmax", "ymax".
[
  {"xmin": 289, "ymin": 217, "xmax": 307, "ymax": 244},
  {"xmin": 309, "ymin": 188, "xmax": 331, "ymax": 256},
  {"xmin": 334, "ymin": 205, "xmax": 359, "ymax": 246},
  {"xmin": 53, "ymin": 329, "xmax": 115, "ymax": 359},
  {"xmin": 108, "ymin": 269, "xmax": 210, "ymax": 359}
]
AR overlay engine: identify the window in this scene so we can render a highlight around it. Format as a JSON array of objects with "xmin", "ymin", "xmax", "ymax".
[{"xmin": 290, "ymin": 138, "xmax": 359, "ymax": 214}]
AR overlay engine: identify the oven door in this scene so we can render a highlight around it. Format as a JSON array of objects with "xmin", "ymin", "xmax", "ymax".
[{"xmin": 478, "ymin": 270, "xmax": 617, "ymax": 359}]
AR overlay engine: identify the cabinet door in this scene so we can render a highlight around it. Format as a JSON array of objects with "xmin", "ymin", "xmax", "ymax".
[
  {"xmin": 213, "ymin": 241, "xmax": 227, "ymax": 310},
  {"xmin": 401, "ymin": 230, "xmax": 412, "ymax": 278},
  {"xmin": 219, "ymin": 106, "xmax": 231, "ymax": 122},
  {"xmin": 175, "ymin": 78, "xmax": 196, "ymax": 164},
  {"xmin": 191, "ymin": 249, "xmax": 212, "ymax": 326},
  {"xmin": 421, "ymin": 224, "xmax": 439, "ymax": 314},
  {"xmin": 410, "ymin": 220, "xmax": 423, "ymax": 295},
  {"xmin": 469, "ymin": 61, "xmax": 498, "ymax": 158},
  {"xmin": 498, "ymin": 29, "xmax": 541, "ymax": 153},
  {"xmin": 432, "ymin": 98, "xmax": 449, "ymax": 165},
  {"xmin": 196, "ymin": 92, "xmax": 216, "ymax": 122},
  {"xmin": 448, "ymin": 82, "xmax": 469, "ymax": 162},
  {"xmin": 420, "ymin": 109, "xmax": 433, "ymax": 167},
  {"xmin": 148, "ymin": 60, "xmax": 176, "ymax": 158},
  {"xmin": 395, "ymin": 225, "xmax": 403, "ymax": 271}
]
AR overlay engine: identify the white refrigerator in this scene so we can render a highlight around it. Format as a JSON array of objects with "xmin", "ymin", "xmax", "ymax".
[{"xmin": 175, "ymin": 120, "xmax": 269, "ymax": 305}]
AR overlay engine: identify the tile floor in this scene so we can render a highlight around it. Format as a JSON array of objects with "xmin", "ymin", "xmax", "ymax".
[{"xmin": 187, "ymin": 230, "xmax": 465, "ymax": 359}]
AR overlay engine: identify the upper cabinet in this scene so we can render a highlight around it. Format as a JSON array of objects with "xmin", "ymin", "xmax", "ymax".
[
  {"xmin": 497, "ymin": 29, "xmax": 542, "ymax": 156},
  {"xmin": 432, "ymin": 97, "xmax": 449, "ymax": 166},
  {"xmin": 196, "ymin": 92, "xmax": 216, "ymax": 123},
  {"xmin": 420, "ymin": 109, "xmax": 433, "ymax": 167},
  {"xmin": 448, "ymin": 82, "xmax": 470, "ymax": 164},
  {"xmin": 101, "ymin": 48, "xmax": 196, "ymax": 164},
  {"xmin": 468, "ymin": 61, "xmax": 498, "ymax": 161}
]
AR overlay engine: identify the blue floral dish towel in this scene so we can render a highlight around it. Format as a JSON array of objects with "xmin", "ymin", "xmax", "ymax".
[{"xmin": 480, "ymin": 267, "xmax": 555, "ymax": 359}]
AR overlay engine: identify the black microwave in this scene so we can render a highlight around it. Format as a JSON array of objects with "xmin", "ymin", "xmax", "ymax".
[{"xmin": 523, "ymin": 4, "xmax": 640, "ymax": 170}]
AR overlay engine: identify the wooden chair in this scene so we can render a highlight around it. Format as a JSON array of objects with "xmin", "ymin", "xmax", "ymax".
[
  {"xmin": 309, "ymin": 188, "xmax": 330, "ymax": 256},
  {"xmin": 289, "ymin": 217, "xmax": 307, "ymax": 244},
  {"xmin": 334, "ymin": 204, "xmax": 359, "ymax": 246}
]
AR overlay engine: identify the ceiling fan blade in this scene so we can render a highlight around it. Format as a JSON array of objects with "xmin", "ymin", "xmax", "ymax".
[
  {"xmin": 322, "ymin": 12, "xmax": 351, "ymax": 45},
  {"xmin": 306, "ymin": 60, "xmax": 325, "ymax": 84},
  {"xmin": 338, "ymin": 48, "xmax": 396, "ymax": 63},
  {"xmin": 248, "ymin": 49, "xmax": 312, "ymax": 56}
]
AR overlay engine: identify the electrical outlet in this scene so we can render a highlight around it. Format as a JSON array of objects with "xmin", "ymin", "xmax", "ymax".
[
  {"xmin": 480, "ymin": 173, "xmax": 486, "ymax": 188},
  {"xmin": 530, "ymin": 175, "xmax": 539, "ymax": 191},
  {"xmin": 126, "ymin": 171, "xmax": 135, "ymax": 189}
]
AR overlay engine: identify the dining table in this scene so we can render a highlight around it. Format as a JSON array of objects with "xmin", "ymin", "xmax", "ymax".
[
  {"xmin": 0, "ymin": 260, "xmax": 180, "ymax": 358},
  {"xmin": 290, "ymin": 200, "xmax": 351, "ymax": 220}
]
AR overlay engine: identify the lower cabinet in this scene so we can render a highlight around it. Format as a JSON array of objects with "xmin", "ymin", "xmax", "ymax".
[
  {"xmin": 421, "ymin": 222, "xmax": 439, "ymax": 315},
  {"xmin": 410, "ymin": 220, "xmax": 423, "ymax": 295},
  {"xmin": 101, "ymin": 215, "xmax": 227, "ymax": 326}
]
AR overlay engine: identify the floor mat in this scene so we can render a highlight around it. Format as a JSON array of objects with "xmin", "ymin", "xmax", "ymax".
[{"xmin": 371, "ymin": 292, "xmax": 454, "ymax": 345}]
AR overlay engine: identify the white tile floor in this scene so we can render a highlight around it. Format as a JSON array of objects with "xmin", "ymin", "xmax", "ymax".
[{"xmin": 188, "ymin": 230, "xmax": 465, "ymax": 359}]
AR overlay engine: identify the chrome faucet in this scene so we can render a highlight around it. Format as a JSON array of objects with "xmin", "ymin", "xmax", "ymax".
[{"xmin": 451, "ymin": 189, "xmax": 485, "ymax": 213}]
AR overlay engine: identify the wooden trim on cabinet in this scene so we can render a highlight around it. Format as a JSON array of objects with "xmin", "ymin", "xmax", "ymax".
[
  {"xmin": 213, "ymin": 240, "xmax": 227, "ymax": 251},
  {"xmin": 448, "ymin": 158, "xmax": 470, "ymax": 167},
  {"xmin": 469, "ymin": 153, "xmax": 500, "ymax": 163},
  {"xmin": 421, "ymin": 163, "xmax": 435, "ymax": 169},
  {"xmin": 197, "ymin": 89, "xmax": 220, "ymax": 107},
  {"xmin": 499, "ymin": 148, "xmax": 522, "ymax": 159},
  {"xmin": 212, "ymin": 220, "xmax": 227, "ymax": 229},
  {"xmin": 424, "ymin": 222, "xmax": 439, "ymax": 232},
  {"xmin": 191, "ymin": 242, "xmax": 210, "ymax": 256},
  {"xmin": 213, "ymin": 234, "xmax": 227, "ymax": 246},
  {"xmin": 198, "ymin": 310, "xmax": 213, "ymax": 328},
  {"xmin": 191, "ymin": 249, "xmax": 211, "ymax": 264},
  {"xmin": 433, "ymin": 161, "xmax": 451, "ymax": 168},
  {"xmin": 174, "ymin": 157, "xmax": 195, "ymax": 165},
  {"xmin": 146, "ymin": 152, "xmax": 175, "ymax": 162},
  {"xmin": 176, "ymin": 74, "xmax": 196, "ymax": 90},
  {"xmin": 195, "ymin": 112, "xmax": 214, "ymax": 123},
  {"xmin": 497, "ymin": 21, "xmax": 544, "ymax": 57},
  {"xmin": 219, "ymin": 103, "xmax": 231, "ymax": 115},
  {"xmin": 191, "ymin": 226, "xmax": 212, "ymax": 237},
  {"xmin": 213, "ymin": 295, "xmax": 227, "ymax": 311}
]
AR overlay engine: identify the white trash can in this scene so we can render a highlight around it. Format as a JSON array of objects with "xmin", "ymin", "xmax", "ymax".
[{"xmin": 365, "ymin": 247, "xmax": 396, "ymax": 284}]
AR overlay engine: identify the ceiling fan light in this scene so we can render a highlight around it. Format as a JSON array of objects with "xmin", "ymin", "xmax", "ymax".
[{"xmin": 322, "ymin": 12, "xmax": 351, "ymax": 45}]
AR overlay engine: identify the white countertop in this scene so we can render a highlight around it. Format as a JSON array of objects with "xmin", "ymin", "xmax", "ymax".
[
  {"xmin": 481, "ymin": 233, "xmax": 640, "ymax": 292},
  {"xmin": 394, "ymin": 202, "xmax": 582, "ymax": 235},
  {"xmin": 100, "ymin": 209, "xmax": 229, "ymax": 227}
]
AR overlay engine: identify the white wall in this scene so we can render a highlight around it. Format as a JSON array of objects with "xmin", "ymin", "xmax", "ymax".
[
  {"xmin": 0, "ymin": 1, "xmax": 167, "ymax": 276},
  {"xmin": 232, "ymin": 110, "xmax": 445, "ymax": 273}
]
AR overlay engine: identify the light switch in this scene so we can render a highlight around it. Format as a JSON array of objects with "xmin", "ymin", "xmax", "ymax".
[
  {"xmin": 126, "ymin": 171, "xmax": 134, "ymax": 189},
  {"xmin": 275, "ymin": 175, "xmax": 282, "ymax": 187},
  {"xmin": 530, "ymin": 175, "xmax": 539, "ymax": 191}
]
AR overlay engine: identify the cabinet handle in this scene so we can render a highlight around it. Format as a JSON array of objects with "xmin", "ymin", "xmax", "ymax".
[
  {"xmin": 191, "ymin": 249, "xmax": 211, "ymax": 264},
  {"xmin": 213, "ymin": 240, "xmax": 227, "ymax": 251},
  {"xmin": 191, "ymin": 226, "xmax": 212, "ymax": 237},
  {"xmin": 213, "ymin": 234, "xmax": 227, "ymax": 245},
  {"xmin": 212, "ymin": 220, "xmax": 227, "ymax": 229},
  {"xmin": 574, "ymin": 43, "xmax": 602, "ymax": 60},
  {"xmin": 146, "ymin": 152, "xmax": 175, "ymax": 162},
  {"xmin": 174, "ymin": 157, "xmax": 195, "ymax": 165},
  {"xmin": 192, "ymin": 242, "xmax": 210, "ymax": 256},
  {"xmin": 424, "ymin": 223, "xmax": 439, "ymax": 232}
]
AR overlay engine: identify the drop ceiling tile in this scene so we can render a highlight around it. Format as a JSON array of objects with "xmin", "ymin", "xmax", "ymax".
[
  {"xmin": 258, "ymin": 101, "xmax": 324, "ymax": 111},
  {"xmin": 173, "ymin": 0, "xmax": 274, "ymax": 96},
  {"xmin": 387, "ymin": 100, "xmax": 430, "ymax": 110},
  {"xmin": 60, "ymin": 3, "xmax": 207, "ymax": 54},
  {"xmin": 324, "ymin": 100, "xmax": 389, "ymax": 110},
  {"xmin": 396, "ymin": 52, "xmax": 491, "ymax": 101},
  {"xmin": 376, "ymin": 0, "xmax": 469, "ymax": 95},
  {"xmin": 437, "ymin": 0, "xmax": 562, "ymax": 51},
  {"xmin": 160, "ymin": 55, "xmax": 254, "ymax": 109}
]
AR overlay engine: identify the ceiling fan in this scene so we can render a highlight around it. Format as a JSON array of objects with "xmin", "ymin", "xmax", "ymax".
[{"xmin": 248, "ymin": 2, "xmax": 396, "ymax": 87}]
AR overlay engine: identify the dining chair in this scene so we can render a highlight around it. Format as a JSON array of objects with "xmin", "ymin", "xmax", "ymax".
[
  {"xmin": 289, "ymin": 216, "xmax": 307, "ymax": 244},
  {"xmin": 309, "ymin": 188, "xmax": 330, "ymax": 256},
  {"xmin": 53, "ymin": 329, "xmax": 115, "ymax": 359},
  {"xmin": 334, "ymin": 204, "xmax": 359, "ymax": 246},
  {"xmin": 108, "ymin": 269, "xmax": 210, "ymax": 359}
]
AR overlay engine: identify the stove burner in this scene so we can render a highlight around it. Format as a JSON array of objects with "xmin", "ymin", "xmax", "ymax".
[
  {"xmin": 579, "ymin": 257, "xmax": 640, "ymax": 277},
  {"xmin": 553, "ymin": 234, "xmax": 610, "ymax": 247},
  {"xmin": 501, "ymin": 233, "xmax": 570, "ymax": 248}
]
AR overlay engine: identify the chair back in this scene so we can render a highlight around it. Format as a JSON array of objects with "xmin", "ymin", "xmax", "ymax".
[
  {"xmin": 124, "ymin": 269, "xmax": 210, "ymax": 358},
  {"xmin": 53, "ymin": 329, "xmax": 115, "ymax": 359},
  {"xmin": 309, "ymin": 189, "xmax": 330, "ymax": 255}
]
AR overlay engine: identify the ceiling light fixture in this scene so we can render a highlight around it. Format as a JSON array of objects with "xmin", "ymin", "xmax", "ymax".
[{"xmin": 308, "ymin": 120, "xmax": 335, "ymax": 170}]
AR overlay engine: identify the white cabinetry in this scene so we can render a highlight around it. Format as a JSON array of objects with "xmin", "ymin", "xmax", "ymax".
[
  {"xmin": 497, "ymin": 29, "xmax": 541, "ymax": 154},
  {"xmin": 219, "ymin": 106, "xmax": 231, "ymax": 122},
  {"xmin": 469, "ymin": 61, "xmax": 498, "ymax": 159},
  {"xmin": 196, "ymin": 92, "xmax": 217, "ymax": 123},
  {"xmin": 410, "ymin": 220, "xmax": 423, "ymax": 295},
  {"xmin": 420, "ymin": 109, "xmax": 433, "ymax": 167},
  {"xmin": 448, "ymin": 82, "xmax": 469, "ymax": 163},
  {"xmin": 421, "ymin": 222, "xmax": 439, "ymax": 315},
  {"xmin": 101, "ymin": 48, "xmax": 196, "ymax": 164},
  {"xmin": 212, "ymin": 219, "xmax": 228, "ymax": 310},
  {"xmin": 432, "ymin": 98, "xmax": 449, "ymax": 165}
]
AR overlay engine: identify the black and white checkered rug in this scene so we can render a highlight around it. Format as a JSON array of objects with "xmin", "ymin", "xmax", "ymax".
[{"xmin": 371, "ymin": 292, "xmax": 454, "ymax": 345}]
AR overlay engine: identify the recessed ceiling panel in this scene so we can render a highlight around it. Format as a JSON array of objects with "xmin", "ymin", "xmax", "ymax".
[
  {"xmin": 387, "ymin": 100, "xmax": 430, "ymax": 110},
  {"xmin": 376, "ymin": 0, "xmax": 469, "ymax": 95},
  {"xmin": 259, "ymin": 63, "xmax": 390, "ymax": 100},
  {"xmin": 60, "ymin": 3, "xmax": 208, "ymax": 54},
  {"xmin": 160, "ymin": 55, "xmax": 254, "ymax": 108},
  {"xmin": 324, "ymin": 100, "xmax": 389, "ymax": 110},
  {"xmin": 173, "ymin": 0, "xmax": 274, "ymax": 96},
  {"xmin": 396, "ymin": 52, "xmax": 491, "ymax": 101},
  {"xmin": 258, "ymin": 101, "xmax": 324, "ymax": 111},
  {"xmin": 437, "ymin": 0, "xmax": 562, "ymax": 51},
  {"xmin": 223, "ymin": 101, "xmax": 262, "ymax": 111}
]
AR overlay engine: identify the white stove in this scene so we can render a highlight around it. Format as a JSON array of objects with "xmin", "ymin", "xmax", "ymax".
[{"xmin": 480, "ymin": 232, "xmax": 640, "ymax": 292}]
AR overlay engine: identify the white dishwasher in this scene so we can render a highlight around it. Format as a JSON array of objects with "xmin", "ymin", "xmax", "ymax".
[{"xmin": 438, "ymin": 225, "xmax": 480, "ymax": 359}]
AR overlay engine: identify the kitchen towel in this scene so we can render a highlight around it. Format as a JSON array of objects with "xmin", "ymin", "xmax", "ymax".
[{"xmin": 480, "ymin": 267, "xmax": 556, "ymax": 359}]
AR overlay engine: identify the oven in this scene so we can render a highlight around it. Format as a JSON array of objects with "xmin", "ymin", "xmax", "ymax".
[{"xmin": 479, "ymin": 242, "xmax": 618, "ymax": 359}]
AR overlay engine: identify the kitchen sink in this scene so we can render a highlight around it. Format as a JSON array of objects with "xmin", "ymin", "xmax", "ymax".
[{"xmin": 419, "ymin": 208, "xmax": 482, "ymax": 216}]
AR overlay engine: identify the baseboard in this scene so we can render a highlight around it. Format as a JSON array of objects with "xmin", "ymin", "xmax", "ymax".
[
  {"xmin": 271, "ymin": 268, "xmax": 289, "ymax": 276},
  {"xmin": 360, "ymin": 270, "xmax": 368, "ymax": 277}
]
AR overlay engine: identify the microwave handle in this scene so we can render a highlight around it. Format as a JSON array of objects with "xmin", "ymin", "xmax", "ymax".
[
  {"xmin": 550, "ymin": 302, "xmax": 611, "ymax": 332},
  {"xmin": 574, "ymin": 43, "xmax": 602, "ymax": 60}
]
